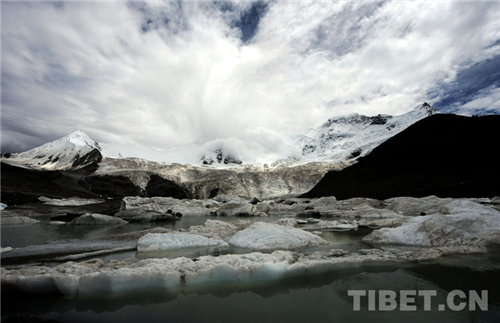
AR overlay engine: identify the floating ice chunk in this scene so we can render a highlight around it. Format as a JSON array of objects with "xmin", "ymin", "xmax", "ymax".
[
  {"xmin": 364, "ymin": 200, "xmax": 500, "ymax": 248},
  {"xmin": 121, "ymin": 196, "xmax": 213, "ymax": 217},
  {"xmin": 186, "ymin": 219, "xmax": 238, "ymax": 240},
  {"xmin": 4, "ymin": 248, "xmax": 469, "ymax": 297},
  {"xmin": 0, "ymin": 203, "xmax": 7, "ymax": 210},
  {"xmin": 1, "ymin": 247, "xmax": 13, "ymax": 254},
  {"xmin": 138, "ymin": 233, "xmax": 229, "ymax": 252},
  {"xmin": 226, "ymin": 222, "xmax": 328, "ymax": 250},
  {"xmin": 1, "ymin": 215, "xmax": 39, "ymax": 225},
  {"xmin": 385, "ymin": 196, "xmax": 453, "ymax": 215},
  {"xmin": 50, "ymin": 221, "xmax": 68, "ymax": 225},
  {"xmin": 68, "ymin": 213, "xmax": 128, "ymax": 226},
  {"xmin": 38, "ymin": 196, "xmax": 105, "ymax": 206},
  {"xmin": 298, "ymin": 219, "xmax": 358, "ymax": 231}
]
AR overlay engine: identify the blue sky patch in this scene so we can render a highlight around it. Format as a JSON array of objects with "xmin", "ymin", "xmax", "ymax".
[
  {"xmin": 232, "ymin": 1, "xmax": 268, "ymax": 44},
  {"xmin": 430, "ymin": 54, "xmax": 500, "ymax": 113}
]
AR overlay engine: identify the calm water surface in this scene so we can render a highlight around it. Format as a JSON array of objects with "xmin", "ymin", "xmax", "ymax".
[
  {"xmin": 2, "ymin": 214, "xmax": 500, "ymax": 322},
  {"xmin": 2, "ymin": 255, "xmax": 500, "ymax": 323}
]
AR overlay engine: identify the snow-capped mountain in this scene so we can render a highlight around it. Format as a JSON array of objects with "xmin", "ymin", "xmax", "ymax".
[
  {"xmin": 201, "ymin": 148, "xmax": 243, "ymax": 165},
  {"xmin": 2, "ymin": 130, "xmax": 102, "ymax": 171},
  {"xmin": 296, "ymin": 103, "xmax": 437, "ymax": 161}
]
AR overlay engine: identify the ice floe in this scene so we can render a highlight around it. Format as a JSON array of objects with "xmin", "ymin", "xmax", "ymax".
[
  {"xmin": 114, "ymin": 209, "xmax": 180, "ymax": 222},
  {"xmin": 226, "ymin": 222, "xmax": 328, "ymax": 250},
  {"xmin": 0, "ymin": 203, "xmax": 7, "ymax": 210},
  {"xmin": 38, "ymin": 196, "xmax": 105, "ymax": 206},
  {"xmin": 138, "ymin": 233, "xmax": 229, "ymax": 252},
  {"xmin": 1, "ymin": 247, "xmax": 13, "ymax": 254},
  {"xmin": 2, "ymin": 247, "xmax": 472, "ymax": 297},
  {"xmin": 1, "ymin": 215, "xmax": 39, "ymax": 225},
  {"xmin": 68, "ymin": 213, "xmax": 128, "ymax": 225},
  {"xmin": 3, "ymin": 195, "xmax": 500, "ymax": 298},
  {"xmin": 363, "ymin": 200, "xmax": 500, "ymax": 248}
]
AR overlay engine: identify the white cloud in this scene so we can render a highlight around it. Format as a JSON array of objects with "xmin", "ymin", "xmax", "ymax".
[{"xmin": 2, "ymin": 1, "xmax": 499, "ymax": 162}]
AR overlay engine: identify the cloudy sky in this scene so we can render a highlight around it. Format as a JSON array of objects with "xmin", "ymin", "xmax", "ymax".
[{"xmin": 2, "ymin": 1, "xmax": 499, "ymax": 163}]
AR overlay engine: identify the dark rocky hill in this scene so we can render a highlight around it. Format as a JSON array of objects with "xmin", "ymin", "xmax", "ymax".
[{"xmin": 301, "ymin": 114, "xmax": 500, "ymax": 200}]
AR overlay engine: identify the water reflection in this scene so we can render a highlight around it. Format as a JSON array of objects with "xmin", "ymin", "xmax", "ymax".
[{"xmin": 2, "ymin": 255, "xmax": 500, "ymax": 323}]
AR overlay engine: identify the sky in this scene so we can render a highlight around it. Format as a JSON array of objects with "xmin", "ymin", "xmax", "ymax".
[{"xmin": 1, "ymin": 1, "xmax": 500, "ymax": 163}]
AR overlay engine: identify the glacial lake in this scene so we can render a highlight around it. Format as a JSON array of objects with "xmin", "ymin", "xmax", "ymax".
[{"xmin": 2, "ymin": 215, "xmax": 500, "ymax": 322}]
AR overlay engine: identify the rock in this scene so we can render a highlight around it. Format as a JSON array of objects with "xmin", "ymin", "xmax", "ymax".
[
  {"xmin": 79, "ymin": 175, "xmax": 142, "ymax": 198},
  {"xmin": 249, "ymin": 197, "xmax": 261, "ymax": 205},
  {"xmin": 144, "ymin": 175, "xmax": 191, "ymax": 199}
]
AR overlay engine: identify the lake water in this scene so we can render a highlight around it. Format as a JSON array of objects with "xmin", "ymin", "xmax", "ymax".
[{"xmin": 2, "ymin": 215, "xmax": 500, "ymax": 322}]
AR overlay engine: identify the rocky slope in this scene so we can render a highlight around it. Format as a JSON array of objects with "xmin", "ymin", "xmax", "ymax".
[{"xmin": 302, "ymin": 114, "xmax": 500, "ymax": 200}]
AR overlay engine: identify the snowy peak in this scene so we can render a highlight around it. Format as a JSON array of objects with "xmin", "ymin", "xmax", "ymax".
[
  {"xmin": 297, "ymin": 103, "xmax": 438, "ymax": 161},
  {"xmin": 201, "ymin": 148, "xmax": 243, "ymax": 166},
  {"xmin": 65, "ymin": 130, "xmax": 102, "ymax": 150},
  {"xmin": 2, "ymin": 130, "xmax": 102, "ymax": 170}
]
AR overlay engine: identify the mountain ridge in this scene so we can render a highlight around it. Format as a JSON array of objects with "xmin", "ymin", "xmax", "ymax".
[
  {"xmin": 296, "ymin": 102, "xmax": 437, "ymax": 162},
  {"xmin": 2, "ymin": 130, "xmax": 102, "ymax": 171},
  {"xmin": 301, "ymin": 113, "xmax": 500, "ymax": 200}
]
